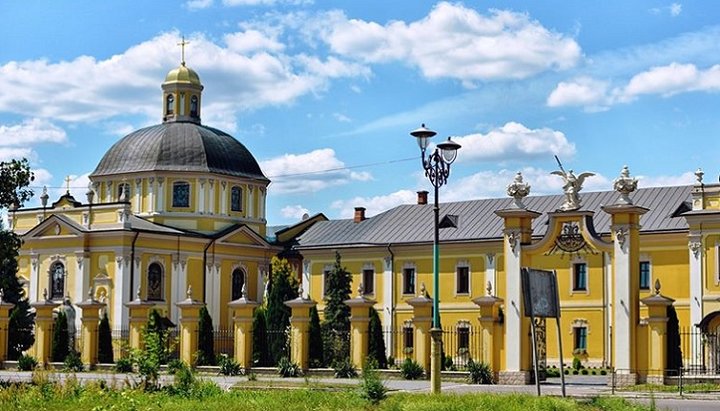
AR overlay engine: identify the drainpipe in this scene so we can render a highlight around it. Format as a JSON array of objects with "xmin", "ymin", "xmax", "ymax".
[
  {"xmin": 386, "ymin": 243, "xmax": 395, "ymax": 357},
  {"xmin": 129, "ymin": 231, "xmax": 140, "ymax": 300},
  {"xmin": 202, "ymin": 238, "xmax": 216, "ymax": 303}
]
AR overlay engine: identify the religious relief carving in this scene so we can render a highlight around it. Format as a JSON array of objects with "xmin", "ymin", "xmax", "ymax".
[
  {"xmin": 689, "ymin": 241, "xmax": 702, "ymax": 259},
  {"xmin": 613, "ymin": 165, "xmax": 638, "ymax": 205},
  {"xmin": 546, "ymin": 222, "xmax": 596, "ymax": 257},
  {"xmin": 506, "ymin": 172, "xmax": 530, "ymax": 209},
  {"xmin": 551, "ymin": 162, "xmax": 595, "ymax": 211}
]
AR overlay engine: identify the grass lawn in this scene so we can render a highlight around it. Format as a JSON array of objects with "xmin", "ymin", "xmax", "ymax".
[{"xmin": 0, "ymin": 376, "xmax": 655, "ymax": 411}]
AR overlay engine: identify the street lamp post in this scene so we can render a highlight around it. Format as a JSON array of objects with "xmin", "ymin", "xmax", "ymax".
[{"xmin": 410, "ymin": 124, "xmax": 461, "ymax": 394}]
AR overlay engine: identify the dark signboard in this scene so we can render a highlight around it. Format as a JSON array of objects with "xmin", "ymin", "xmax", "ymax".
[{"xmin": 521, "ymin": 268, "xmax": 560, "ymax": 319}]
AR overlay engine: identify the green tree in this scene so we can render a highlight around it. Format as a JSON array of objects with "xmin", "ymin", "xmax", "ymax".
[
  {"xmin": 252, "ymin": 306, "xmax": 269, "ymax": 366},
  {"xmin": 51, "ymin": 311, "xmax": 70, "ymax": 362},
  {"xmin": 265, "ymin": 257, "xmax": 298, "ymax": 364},
  {"xmin": 196, "ymin": 305, "xmax": 216, "ymax": 366},
  {"xmin": 308, "ymin": 305, "xmax": 324, "ymax": 368},
  {"xmin": 666, "ymin": 305, "xmax": 683, "ymax": 374},
  {"xmin": 321, "ymin": 251, "xmax": 352, "ymax": 366},
  {"xmin": 0, "ymin": 159, "xmax": 35, "ymax": 359},
  {"xmin": 97, "ymin": 311, "xmax": 114, "ymax": 364},
  {"xmin": 368, "ymin": 308, "xmax": 387, "ymax": 369}
]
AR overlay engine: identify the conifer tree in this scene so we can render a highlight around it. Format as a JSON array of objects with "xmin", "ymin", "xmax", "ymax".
[
  {"xmin": 97, "ymin": 311, "xmax": 114, "ymax": 364},
  {"xmin": 52, "ymin": 311, "xmax": 70, "ymax": 362},
  {"xmin": 196, "ymin": 305, "xmax": 216, "ymax": 365},
  {"xmin": 368, "ymin": 308, "xmax": 387, "ymax": 369},
  {"xmin": 265, "ymin": 257, "xmax": 298, "ymax": 363},
  {"xmin": 0, "ymin": 159, "xmax": 35, "ymax": 359},
  {"xmin": 321, "ymin": 251, "xmax": 352, "ymax": 366},
  {"xmin": 252, "ymin": 306, "xmax": 269, "ymax": 366},
  {"xmin": 308, "ymin": 305, "xmax": 324, "ymax": 367}
]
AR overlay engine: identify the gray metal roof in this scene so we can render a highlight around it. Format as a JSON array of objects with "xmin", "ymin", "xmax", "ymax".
[
  {"xmin": 91, "ymin": 122, "xmax": 268, "ymax": 181},
  {"xmin": 294, "ymin": 185, "xmax": 692, "ymax": 248}
]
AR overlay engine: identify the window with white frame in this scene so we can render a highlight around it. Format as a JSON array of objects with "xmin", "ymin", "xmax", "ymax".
[
  {"xmin": 572, "ymin": 262, "xmax": 587, "ymax": 291},
  {"xmin": 50, "ymin": 261, "xmax": 65, "ymax": 300},
  {"xmin": 231, "ymin": 186, "xmax": 243, "ymax": 212},
  {"xmin": 573, "ymin": 326, "xmax": 588, "ymax": 350},
  {"xmin": 172, "ymin": 181, "xmax": 190, "ymax": 208},
  {"xmin": 402, "ymin": 267, "xmax": 415, "ymax": 295},
  {"xmin": 456, "ymin": 264, "xmax": 470, "ymax": 294},
  {"xmin": 403, "ymin": 323, "xmax": 414, "ymax": 353},
  {"xmin": 147, "ymin": 262, "xmax": 164, "ymax": 301},
  {"xmin": 231, "ymin": 268, "xmax": 246, "ymax": 300},
  {"xmin": 362, "ymin": 266, "xmax": 374, "ymax": 295},
  {"xmin": 639, "ymin": 261, "xmax": 651, "ymax": 290}
]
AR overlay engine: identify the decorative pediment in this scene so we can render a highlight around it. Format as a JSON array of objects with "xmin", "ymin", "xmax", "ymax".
[
  {"xmin": 524, "ymin": 211, "xmax": 612, "ymax": 257},
  {"xmin": 215, "ymin": 225, "xmax": 272, "ymax": 248},
  {"xmin": 22, "ymin": 214, "xmax": 86, "ymax": 240}
]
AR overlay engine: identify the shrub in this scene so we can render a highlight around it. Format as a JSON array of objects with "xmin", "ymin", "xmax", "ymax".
[
  {"xmin": 359, "ymin": 359, "xmax": 386, "ymax": 404},
  {"xmin": 114, "ymin": 357, "xmax": 133, "ymax": 373},
  {"xmin": 51, "ymin": 311, "xmax": 70, "ymax": 362},
  {"xmin": 173, "ymin": 362, "xmax": 196, "ymax": 395},
  {"xmin": 17, "ymin": 353, "xmax": 37, "ymax": 371},
  {"xmin": 167, "ymin": 358, "xmax": 185, "ymax": 375},
  {"xmin": 277, "ymin": 357, "xmax": 300, "ymax": 378},
  {"xmin": 63, "ymin": 350, "xmax": 84, "ymax": 372},
  {"xmin": 218, "ymin": 354, "xmax": 243, "ymax": 376},
  {"xmin": 387, "ymin": 356, "xmax": 396, "ymax": 369},
  {"xmin": 367, "ymin": 309, "xmax": 387, "ymax": 369},
  {"xmin": 399, "ymin": 358, "xmax": 424, "ymax": 380},
  {"xmin": 196, "ymin": 306, "xmax": 215, "ymax": 366},
  {"xmin": 443, "ymin": 354, "xmax": 455, "ymax": 371},
  {"xmin": 572, "ymin": 370, "xmax": 579, "ymax": 375},
  {"xmin": 333, "ymin": 358, "xmax": 358, "ymax": 379},
  {"xmin": 581, "ymin": 369, "xmax": 589, "ymax": 375},
  {"xmin": 308, "ymin": 306, "xmax": 324, "ymax": 368},
  {"xmin": 467, "ymin": 360, "xmax": 494, "ymax": 384},
  {"xmin": 572, "ymin": 356, "xmax": 582, "ymax": 371},
  {"xmin": 97, "ymin": 312, "xmax": 114, "ymax": 364},
  {"xmin": 600, "ymin": 370, "xmax": 607, "ymax": 376},
  {"xmin": 321, "ymin": 252, "xmax": 351, "ymax": 366},
  {"xmin": 252, "ymin": 307, "xmax": 269, "ymax": 366}
]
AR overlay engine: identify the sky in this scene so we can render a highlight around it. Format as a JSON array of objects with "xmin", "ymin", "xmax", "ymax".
[{"xmin": 1, "ymin": 0, "xmax": 719, "ymax": 225}]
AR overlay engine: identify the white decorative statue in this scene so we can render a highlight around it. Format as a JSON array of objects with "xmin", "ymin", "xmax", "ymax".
[{"xmin": 551, "ymin": 160, "xmax": 595, "ymax": 212}]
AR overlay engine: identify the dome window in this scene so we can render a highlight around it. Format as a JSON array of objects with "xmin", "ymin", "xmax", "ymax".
[
  {"xmin": 147, "ymin": 262, "xmax": 164, "ymax": 301},
  {"xmin": 231, "ymin": 186, "xmax": 243, "ymax": 212},
  {"xmin": 166, "ymin": 94, "xmax": 175, "ymax": 115},
  {"xmin": 231, "ymin": 268, "xmax": 246, "ymax": 300},
  {"xmin": 172, "ymin": 181, "xmax": 190, "ymax": 208},
  {"xmin": 190, "ymin": 95, "xmax": 198, "ymax": 117},
  {"xmin": 50, "ymin": 261, "xmax": 66, "ymax": 300}
]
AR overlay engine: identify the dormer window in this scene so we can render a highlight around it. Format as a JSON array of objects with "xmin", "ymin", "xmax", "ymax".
[
  {"xmin": 166, "ymin": 94, "xmax": 174, "ymax": 115},
  {"xmin": 172, "ymin": 181, "xmax": 190, "ymax": 208},
  {"xmin": 190, "ymin": 95, "xmax": 198, "ymax": 117}
]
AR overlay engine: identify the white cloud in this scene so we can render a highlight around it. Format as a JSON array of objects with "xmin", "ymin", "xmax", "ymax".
[
  {"xmin": 224, "ymin": 30, "xmax": 285, "ymax": 54},
  {"xmin": 222, "ymin": 0, "xmax": 312, "ymax": 5},
  {"xmin": 305, "ymin": 2, "xmax": 580, "ymax": 84},
  {"xmin": 330, "ymin": 190, "xmax": 417, "ymax": 219},
  {"xmin": 453, "ymin": 122, "xmax": 575, "ymax": 163},
  {"xmin": 261, "ymin": 148, "xmax": 372, "ymax": 194},
  {"xmin": 0, "ymin": 147, "xmax": 35, "ymax": 162},
  {"xmin": 546, "ymin": 77, "xmax": 610, "ymax": 109},
  {"xmin": 280, "ymin": 204, "xmax": 310, "ymax": 220},
  {"xmin": 185, "ymin": 0, "xmax": 213, "ymax": 10},
  {"xmin": 51, "ymin": 172, "xmax": 91, "ymax": 203},
  {"xmin": 671, "ymin": 3, "xmax": 683, "ymax": 16},
  {"xmin": 0, "ymin": 118, "xmax": 67, "ymax": 146},
  {"xmin": 637, "ymin": 171, "xmax": 695, "ymax": 188},
  {"xmin": 333, "ymin": 113, "xmax": 351, "ymax": 122}
]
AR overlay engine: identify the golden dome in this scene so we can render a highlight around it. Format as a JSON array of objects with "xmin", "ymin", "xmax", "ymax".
[{"xmin": 163, "ymin": 63, "xmax": 202, "ymax": 86}]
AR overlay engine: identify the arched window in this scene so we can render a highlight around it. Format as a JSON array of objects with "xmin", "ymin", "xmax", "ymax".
[
  {"xmin": 166, "ymin": 94, "xmax": 174, "ymax": 115},
  {"xmin": 190, "ymin": 95, "xmax": 198, "ymax": 117},
  {"xmin": 116, "ymin": 183, "xmax": 129, "ymax": 201},
  {"xmin": 231, "ymin": 186, "xmax": 243, "ymax": 212},
  {"xmin": 147, "ymin": 263, "xmax": 163, "ymax": 301},
  {"xmin": 172, "ymin": 181, "xmax": 190, "ymax": 208},
  {"xmin": 231, "ymin": 268, "xmax": 246, "ymax": 300},
  {"xmin": 50, "ymin": 261, "xmax": 65, "ymax": 300}
]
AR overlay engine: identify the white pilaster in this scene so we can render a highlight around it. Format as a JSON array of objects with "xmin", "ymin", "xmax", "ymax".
[
  {"xmin": 212, "ymin": 263, "xmax": 221, "ymax": 327},
  {"xmin": 113, "ymin": 255, "xmax": 130, "ymax": 328},
  {"xmin": 148, "ymin": 178, "xmax": 155, "ymax": 213},
  {"xmin": 29, "ymin": 252, "xmax": 39, "ymax": 303},
  {"xmin": 135, "ymin": 179, "xmax": 142, "ymax": 213},
  {"xmin": 257, "ymin": 264, "xmax": 267, "ymax": 304},
  {"xmin": 133, "ymin": 257, "xmax": 141, "ymax": 300},
  {"xmin": 485, "ymin": 253, "xmax": 496, "ymax": 295},
  {"xmin": 248, "ymin": 186, "xmax": 255, "ymax": 218},
  {"xmin": 612, "ymin": 224, "xmax": 632, "ymax": 372},
  {"xmin": 220, "ymin": 181, "xmax": 227, "ymax": 215},
  {"xmin": 302, "ymin": 259, "xmax": 311, "ymax": 299},
  {"xmin": 198, "ymin": 178, "xmax": 206, "ymax": 213},
  {"xmin": 208, "ymin": 179, "xmax": 215, "ymax": 215},
  {"xmin": 106, "ymin": 181, "xmax": 113, "ymax": 203},
  {"xmin": 157, "ymin": 177, "xmax": 165, "ymax": 212},
  {"xmin": 382, "ymin": 255, "xmax": 395, "ymax": 357},
  {"xmin": 259, "ymin": 189, "xmax": 266, "ymax": 220},
  {"xmin": 204, "ymin": 262, "xmax": 213, "ymax": 306},
  {"xmin": 603, "ymin": 251, "xmax": 613, "ymax": 368},
  {"xmin": 74, "ymin": 251, "xmax": 90, "ymax": 329},
  {"xmin": 171, "ymin": 255, "xmax": 187, "ymax": 323},
  {"xmin": 688, "ymin": 234, "xmax": 703, "ymax": 363},
  {"xmin": 504, "ymin": 229, "xmax": 523, "ymax": 371}
]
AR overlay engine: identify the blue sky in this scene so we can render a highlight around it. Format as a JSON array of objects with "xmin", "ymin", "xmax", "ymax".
[{"xmin": 1, "ymin": 1, "xmax": 719, "ymax": 225}]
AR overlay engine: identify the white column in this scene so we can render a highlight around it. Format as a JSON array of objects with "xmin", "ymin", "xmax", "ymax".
[
  {"xmin": 157, "ymin": 177, "xmax": 165, "ymax": 212},
  {"xmin": 688, "ymin": 234, "xmax": 703, "ymax": 363},
  {"xmin": 485, "ymin": 253, "xmax": 496, "ymax": 294},
  {"xmin": 220, "ymin": 182, "xmax": 227, "ymax": 215},
  {"xmin": 212, "ymin": 263, "xmax": 221, "ymax": 328},
  {"xmin": 302, "ymin": 259, "xmax": 311, "ymax": 299},
  {"xmin": 382, "ymin": 255, "xmax": 395, "ymax": 357},
  {"xmin": 134, "ymin": 179, "xmax": 142, "ymax": 213},
  {"xmin": 74, "ymin": 251, "xmax": 90, "ymax": 330},
  {"xmin": 133, "ymin": 257, "xmax": 141, "ymax": 299},
  {"xmin": 257, "ymin": 263, "xmax": 267, "ymax": 304},
  {"xmin": 259, "ymin": 189, "xmax": 266, "ymax": 220},
  {"xmin": 171, "ymin": 255, "xmax": 187, "ymax": 323},
  {"xmin": 612, "ymin": 224, "xmax": 632, "ymax": 372},
  {"xmin": 604, "ymin": 251, "xmax": 613, "ymax": 368},
  {"xmin": 204, "ymin": 262, "xmax": 213, "ymax": 307},
  {"xmin": 504, "ymin": 229, "xmax": 523, "ymax": 372},
  {"xmin": 208, "ymin": 179, "xmax": 215, "ymax": 215},
  {"xmin": 148, "ymin": 178, "xmax": 155, "ymax": 213},
  {"xmin": 248, "ymin": 186, "xmax": 255, "ymax": 218},
  {"xmin": 29, "ymin": 253, "xmax": 39, "ymax": 303},
  {"xmin": 198, "ymin": 179, "xmax": 206, "ymax": 213},
  {"xmin": 106, "ymin": 181, "xmax": 113, "ymax": 203},
  {"xmin": 113, "ymin": 255, "xmax": 130, "ymax": 328}
]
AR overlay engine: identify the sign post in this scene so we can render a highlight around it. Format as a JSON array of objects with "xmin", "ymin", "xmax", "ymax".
[{"xmin": 521, "ymin": 268, "xmax": 566, "ymax": 397}]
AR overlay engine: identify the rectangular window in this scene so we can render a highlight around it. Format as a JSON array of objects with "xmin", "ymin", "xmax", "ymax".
[
  {"xmin": 172, "ymin": 182, "xmax": 190, "ymax": 208},
  {"xmin": 362, "ymin": 268, "xmax": 374, "ymax": 294},
  {"xmin": 456, "ymin": 266, "xmax": 470, "ymax": 294},
  {"xmin": 573, "ymin": 263, "xmax": 587, "ymax": 291},
  {"xmin": 457, "ymin": 327, "xmax": 470, "ymax": 350},
  {"xmin": 403, "ymin": 268, "xmax": 415, "ymax": 295},
  {"xmin": 574, "ymin": 327, "xmax": 588, "ymax": 350},
  {"xmin": 639, "ymin": 261, "xmax": 651, "ymax": 290},
  {"xmin": 403, "ymin": 327, "xmax": 414, "ymax": 351}
]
